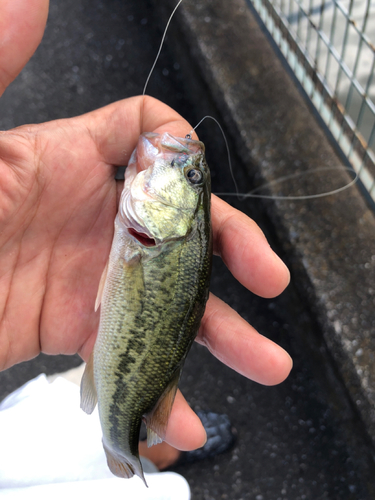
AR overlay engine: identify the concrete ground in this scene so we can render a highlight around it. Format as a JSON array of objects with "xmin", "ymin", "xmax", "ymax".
[{"xmin": 1, "ymin": 0, "xmax": 375, "ymax": 498}]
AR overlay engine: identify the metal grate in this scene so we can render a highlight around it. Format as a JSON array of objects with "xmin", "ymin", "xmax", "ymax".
[{"xmin": 247, "ymin": 0, "xmax": 375, "ymax": 202}]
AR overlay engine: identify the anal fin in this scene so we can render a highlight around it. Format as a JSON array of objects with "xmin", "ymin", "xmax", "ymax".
[
  {"xmin": 144, "ymin": 368, "xmax": 181, "ymax": 448},
  {"xmin": 80, "ymin": 352, "xmax": 97, "ymax": 414}
]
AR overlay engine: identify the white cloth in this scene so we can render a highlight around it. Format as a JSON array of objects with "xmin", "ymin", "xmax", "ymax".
[{"xmin": 0, "ymin": 375, "xmax": 190, "ymax": 499}]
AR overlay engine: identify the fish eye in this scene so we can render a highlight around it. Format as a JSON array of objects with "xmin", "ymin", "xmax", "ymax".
[{"xmin": 186, "ymin": 168, "xmax": 203, "ymax": 185}]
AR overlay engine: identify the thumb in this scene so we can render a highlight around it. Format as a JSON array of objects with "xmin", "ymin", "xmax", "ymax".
[{"xmin": 0, "ymin": 0, "xmax": 49, "ymax": 97}]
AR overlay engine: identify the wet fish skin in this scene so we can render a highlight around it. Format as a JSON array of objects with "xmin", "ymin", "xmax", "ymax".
[{"xmin": 80, "ymin": 132, "xmax": 212, "ymax": 485}]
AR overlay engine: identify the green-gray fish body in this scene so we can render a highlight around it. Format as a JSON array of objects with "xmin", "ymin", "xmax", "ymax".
[{"xmin": 80, "ymin": 132, "xmax": 212, "ymax": 484}]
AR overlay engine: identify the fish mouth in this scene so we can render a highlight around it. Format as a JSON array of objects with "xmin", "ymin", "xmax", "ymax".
[{"xmin": 128, "ymin": 228, "xmax": 156, "ymax": 247}]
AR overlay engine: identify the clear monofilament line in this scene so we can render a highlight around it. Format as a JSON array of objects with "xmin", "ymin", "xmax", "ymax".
[
  {"xmin": 143, "ymin": 0, "xmax": 184, "ymax": 96},
  {"xmin": 214, "ymin": 166, "xmax": 359, "ymax": 200},
  {"xmin": 191, "ymin": 115, "xmax": 240, "ymax": 199}
]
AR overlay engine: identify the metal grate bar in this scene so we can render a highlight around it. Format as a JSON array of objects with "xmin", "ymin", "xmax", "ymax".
[{"xmin": 248, "ymin": 0, "xmax": 375, "ymax": 205}]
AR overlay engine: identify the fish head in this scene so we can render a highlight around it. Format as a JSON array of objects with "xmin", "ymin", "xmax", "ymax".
[{"xmin": 119, "ymin": 132, "xmax": 211, "ymax": 246}]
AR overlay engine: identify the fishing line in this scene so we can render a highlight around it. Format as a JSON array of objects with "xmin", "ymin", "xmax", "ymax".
[
  {"xmin": 214, "ymin": 166, "xmax": 359, "ymax": 200},
  {"xmin": 191, "ymin": 117, "xmax": 358, "ymax": 200},
  {"xmin": 141, "ymin": 1, "xmax": 359, "ymax": 202},
  {"xmin": 189, "ymin": 115, "xmax": 240, "ymax": 199},
  {"xmin": 143, "ymin": 0, "xmax": 184, "ymax": 96}
]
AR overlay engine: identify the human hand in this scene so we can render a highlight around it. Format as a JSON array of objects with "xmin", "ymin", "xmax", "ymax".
[
  {"xmin": 0, "ymin": 0, "xmax": 291, "ymax": 452},
  {"xmin": 0, "ymin": 95, "xmax": 291, "ymax": 449}
]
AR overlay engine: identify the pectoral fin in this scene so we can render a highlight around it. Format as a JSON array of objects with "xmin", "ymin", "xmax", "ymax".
[
  {"xmin": 80, "ymin": 352, "xmax": 97, "ymax": 414},
  {"xmin": 95, "ymin": 260, "xmax": 109, "ymax": 311},
  {"xmin": 144, "ymin": 368, "xmax": 181, "ymax": 447}
]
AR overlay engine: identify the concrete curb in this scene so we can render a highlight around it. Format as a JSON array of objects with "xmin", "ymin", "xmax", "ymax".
[{"xmin": 156, "ymin": 0, "xmax": 375, "ymax": 444}]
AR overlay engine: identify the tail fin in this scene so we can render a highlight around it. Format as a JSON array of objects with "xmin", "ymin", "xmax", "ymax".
[{"xmin": 103, "ymin": 441, "xmax": 147, "ymax": 486}]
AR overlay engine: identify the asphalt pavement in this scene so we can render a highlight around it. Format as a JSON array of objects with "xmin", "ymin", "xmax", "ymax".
[{"xmin": 1, "ymin": 1, "xmax": 375, "ymax": 498}]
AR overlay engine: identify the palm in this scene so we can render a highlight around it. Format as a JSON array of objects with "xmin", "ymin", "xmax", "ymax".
[{"xmin": 0, "ymin": 118, "xmax": 118, "ymax": 369}]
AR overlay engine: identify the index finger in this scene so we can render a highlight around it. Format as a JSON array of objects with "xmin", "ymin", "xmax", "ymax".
[
  {"xmin": 211, "ymin": 195, "xmax": 290, "ymax": 298},
  {"xmin": 0, "ymin": 0, "xmax": 49, "ymax": 97}
]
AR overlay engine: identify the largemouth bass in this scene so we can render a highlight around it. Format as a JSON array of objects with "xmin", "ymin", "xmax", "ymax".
[{"xmin": 80, "ymin": 132, "xmax": 212, "ymax": 484}]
